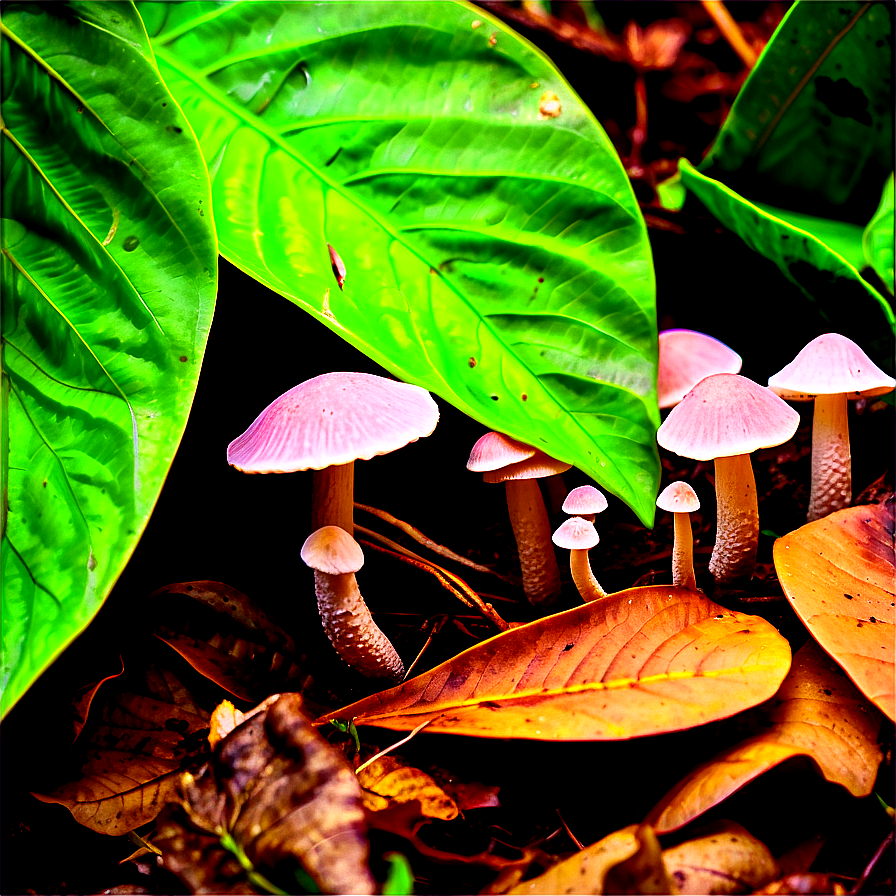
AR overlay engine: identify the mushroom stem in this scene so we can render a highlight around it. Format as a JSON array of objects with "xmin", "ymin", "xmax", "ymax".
[
  {"xmin": 312, "ymin": 462, "xmax": 354, "ymax": 535},
  {"xmin": 570, "ymin": 549, "xmax": 608, "ymax": 602},
  {"xmin": 709, "ymin": 453, "xmax": 759, "ymax": 584},
  {"xmin": 671, "ymin": 512, "xmax": 697, "ymax": 591},
  {"xmin": 808, "ymin": 392, "xmax": 851, "ymax": 522},
  {"xmin": 505, "ymin": 479, "xmax": 562, "ymax": 606},
  {"xmin": 313, "ymin": 569, "xmax": 405, "ymax": 681}
]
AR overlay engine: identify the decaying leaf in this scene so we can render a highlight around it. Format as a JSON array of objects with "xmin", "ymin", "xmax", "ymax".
[
  {"xmin": 774, "ymin": 500, "xmax": 894, "ymax": 720},
  {"xmin": 357, "ymin": 753, "xmax": 458, "ymax": 820},
  {"xmin": 645, "ymin": 640, "xmax": 884, "ymax": 833},
  {"xmin": 662, "ymin": 820, "xmax": 778, "ymax": 894},
  {"xmin": 753, "ymin": 873, "xmax": 848, "ymax": 894},
  {"xmin": 69, "ymin": 656, "xmax": 124, "ymax": 743},
  {"xmin": 318, "ymin": 586, "xmax": 792, "ymax": 740},
  {"xmin": 33, "ymin": 667, "xmax": 209, "ymax": 835},
  {"xmin": 507, "ymin": 824, "xmax": 644, "ymax": 895},
  {"xmin": 604, "ymin": 825, "xmax": 677, "ymax": 895},
  {"xmin": 150, "ymin": 581, "xmax": 312, "ymax": 704},
  {"xmin": 208, "ymin": 696, "xmax": 279, "ymax": 749},
  {"xmin": 156, "ymin": 692, "xmax": 375, "ymax": 895}
]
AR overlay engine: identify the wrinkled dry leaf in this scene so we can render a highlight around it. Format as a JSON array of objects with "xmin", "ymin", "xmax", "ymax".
[
  {"xmin": 429, "ymin": 765, "xmax": 501, "ymax": 811},
  {"xmin": 358, "ymin": 754, "xmax": 458, "ymax": 819},
  {"xmin": 207, "ymin": 695, "xmax": 279, "ymax": 749},
  {"xmin": 156, "ymin": 693, "xmax": 375, "ymax": 896},
  {"xmin": 662, "ymin": 820, "xmax": 778, "ymax": 894},
  {"xmin": 774, "ymin": 501, "xmax": 895, "ymax": 720},
  {"xmin": 753, "ymin": 873, "xmax": 847, "ymax": 894},
  {"xmin": 604, "ymin": 825, "xmax": 677, "ymax": 895},
  {"xmin": 646, "ymin": 640, "xmax": 883, "ymax": 832},
  {"xmin": 33, "ymin": 667, "xmax": 209, "ymax": 835},
  {"xmin": 319, "ymin": 586, "xmax": 791, "ymax": 740},
  {"xmin": 151, "ymin": 581, "xmax": 311, "ymax": 704},
  {"xmin": 69, "ymin": 657, "xmax": 124, "ymax": 743}
]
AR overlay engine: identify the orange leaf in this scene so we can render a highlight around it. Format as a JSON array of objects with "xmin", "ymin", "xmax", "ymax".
[
  {"xmin": 645, "ymin": 640, "xmax": 884, "ymax": 833},
  {"xmin": 317, "ymin": 586, "xmax": 791, "ymax": 740},
  {"xmin": 357, "ymin": 754, "xmax": 458, "ymax": 820},
  {"xmin": 774, "ymin": 501, "xmax": 895, "ymax": 720}
]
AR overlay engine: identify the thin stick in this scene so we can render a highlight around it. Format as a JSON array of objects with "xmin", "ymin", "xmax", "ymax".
[
  {"xmin": 354, "ymin": 502, "xmax": 519, "ymax": 585},
  {"xmin": 700, "ymin": 1, "xmax": 757, "ymax": 69},
  {"xmin": 403, "ymin": 615, "xmax": 449, "ymax": 681},
  {"xmin": 556, "ymin": 808, "xmax": 585, "ymax": 850},
  {"xmin": 355, "ymin": 719, "xmax": 434, "ymax": 775},
  {"xmin": 356, "ymin": 526, "xmax": 511, "ymax": 631},
  {"xmin": 848, "ymin": 829, "xmax": 894, "ymax": 895}
]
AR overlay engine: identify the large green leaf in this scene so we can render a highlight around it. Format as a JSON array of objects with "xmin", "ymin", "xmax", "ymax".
[
  {"xmin": 864, "ymin": 173, "xmax": 894, "ymax": 294},
  {"xmin": 679, "ymin": 161, "xmax": 895, "ymax": 351},
  {"xmin": 0, "ymin": 2, "xmax": 217, "ymax": 718},
  {"xmin": 138, "ymin": 1, "xmax": 660, "ymax": 525},
  {"xmin": 701, "ymin": 0, "xmax": 892, "ymax": 221}
]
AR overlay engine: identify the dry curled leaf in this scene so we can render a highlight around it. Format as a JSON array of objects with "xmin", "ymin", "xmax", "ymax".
[
  {"xmin": 774, "ymin": 500, "xmax": 894, "ymax": 720},
  {"xmin": 319, "ymin": 586, "xmax": 791, "ymax": 740},
  {"xmin": 156, "ymin": 693, "xmax": 375, "ymax": 896},
  {"xmin": 646, "ymin": 640, "xmax": 884, "ymax": 833},
  {"xmin": 604, "ymin": 825, "xmax": 677, "ymax": 895},
  {"xmin": 753, "ymin": 873, "xmax": 847, "ymax": 894},
  {"xmin": 662, "ymin": 820, "xmax": 778, "ymax": 894},
  {"xmin": 33, "ymin": 667, "xmax": 209, "ymax": 835},
  {"xmin": 358, "ymin": 753, "xmax": 458, "ymax": 819}
]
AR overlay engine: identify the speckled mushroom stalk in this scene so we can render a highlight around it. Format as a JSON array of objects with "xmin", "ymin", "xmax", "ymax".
[
  {"xmin": 656, "ymin": 481, "xmax": 700, "ymax": 591},
  {"xmin": 806, "ymin": 392, "xmax": 851, "ymax": 521},
  {"xmin": 301, "ymin": 526, "xmax": 404, "ymax": 682},
  {"xmin": 708, "ymin": 455, "xmax": 759, "ymax": 583},
  {"xmin": 552, "ymin": 517, "xmax": 607, "ymax": 602}
]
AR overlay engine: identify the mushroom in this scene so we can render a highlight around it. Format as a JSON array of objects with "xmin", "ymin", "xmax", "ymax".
[
  {"xmin": 657, "ymin": 329, "xmax": 742, "ymax": 409},
  {"xmin": 300, "ymin": 526, "xmax": 404, "ymax": 681},
  {"xmin": 467, "ymin": 432, "xmax": 571, "ymax": 607},
  {"xmin": 227, "ymin": 372, "xmax": 439, "ymax": 535},
  {"xmin": 551, "ymin": 517, "xmax": 607, "ymax": 602},
  {"xmin": 656, "ymin": 374, "xmax": 799, "ymax": 585},
  {"xmin": 656, "ymin": 481, "xmax": 700, "ymax": 591},
  {"xmin": 768, "ymin": 333, "xmax": 895, "ymax": 522},
  {"xmin": 561, "ymin": 484, "xmax": 608, "ymax": 522}
]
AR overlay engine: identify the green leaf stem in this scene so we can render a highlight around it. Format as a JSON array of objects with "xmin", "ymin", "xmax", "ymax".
[
  {"xmin": 139, "ymin": 1, "xmax": 660, "ymax": 525},
  {"xmin": 0, "ymin": 1, "xmax": 216, "ymax": 717}
]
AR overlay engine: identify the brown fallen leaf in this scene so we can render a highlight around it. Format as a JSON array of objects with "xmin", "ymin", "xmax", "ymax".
[
  {"xmin": 150, "ymin": 581, "xmax": 312, "ymax": 705},
  {"xmin": 156, "ymin": 692, "xmax": 375, "ymax": 896},
  {"xmin": 33, "ymin": 667, "xmax": 209, "ymax": 835},
  {"xmin": 662, "ymin": 820, "xmax": 777, "ymax": 894},
  {"xmin": 317, "ymin": 586, "xmax": 792, "ymax": 740},
  {"xmin": 774, "ymin": 500, "xmax": 894, "ymax": 720},
  {"xmin": 507, "ymin": 825, "xmax": 640, "ymax": 894},
  {"xmin": 70, "ymin": 656, "xmax": 124, "ymax": 743},
  {"xmin": 357, "ymin": 753, "xmax": 458, "ymax": 819},
  {"xmin": 604, "ymin": 824, "xmax": 677, "ymax": 895},
  {"xmin": 753, "ymin": 873, "xmax": 848, "ymax": 894},
  {"xmin": 645, "ymin": 640, "xmax": 884, "ymax": 833}
]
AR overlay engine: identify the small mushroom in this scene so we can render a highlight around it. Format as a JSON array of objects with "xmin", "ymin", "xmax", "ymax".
[
  {"xmin": 227, "ymin": 372, "xmax": 439, "ymax": 535},
  {"xmin": 467, "ymin": 432, "xmax": 571, "ymax": 607},
  {"xmin": 768, "ymin": 333, "xmax": 895, "ymax": 521},
  {"xmin": 656, "ymin": 481, "xmax": 700, "ymax": 591},
  {"xmin": 300, "ymin": 526, "xmax": 404, "ymax": 681},
  {"xmin": 551, "ymin": 517, "xmax": 607, "ymax": 602},
  {"xmin": 561, "ymin": 485, "xmax": 608, "ymax": 522},
  {"xmin": 656, "ymin": 374, "xmax": 799, "ymax": 585},
  {"xmin": 657, "ymin": 329, "xmax": 742, "ymax": 409}
]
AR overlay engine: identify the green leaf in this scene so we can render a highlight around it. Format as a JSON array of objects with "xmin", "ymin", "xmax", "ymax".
[
  {"xmin": 701, "ymin": 0, "xmax": 892, "ymax": 221},
  {"xmin": 679, "ymin": 160, "xmax": 895, "ymax": 351},
  {"xmin": 0, "ymin": 2, "xmax": 216, "ymax": 718},
  {"xmin": 139, "ymin": 1, "xmax": 660, "ymax": 526},
  {"xmin": 864, "ymin": 173, "xmax": 894, "ymax": 294}
]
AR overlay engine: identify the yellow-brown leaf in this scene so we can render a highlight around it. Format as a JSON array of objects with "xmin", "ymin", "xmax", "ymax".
[
  {"xmin": 357, "ymin": 754, "xmax": 458, "ymax": 820},
  {"xmin": 774, "ymin": 501, "xmax": 894, "ymax": 720},
  {"xmin": 318, "ymin": 586, "xmax": 791, "ymax": 740},
  {"xmin": 645, "ymin": 640, "xmax": 884, "ymax": 833}
]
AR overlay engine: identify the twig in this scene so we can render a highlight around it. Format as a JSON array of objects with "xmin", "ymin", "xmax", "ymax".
[
  {"xmin": 556, "ymin": 808, "xmax": 585, "ymax": 850},
  {"xmin": 354, "ymin": 501, "xmax": 519, "ymax": 585},
  {"xmin": 403, "ymin": 615, "xmax": 450, "ymax": 681},
  {"xmin": 700, "ymin": 1, "xmax": 757, "ymax": 69},
  {"xmin": 356, "ymin": 526, "xmax": 511, "ymax": 631},
  {"xmin": 848, "ymin": 829, "xmax": 894, "ymax": 895},
  {"xmin": 355, "ymin": 719, "xmax": 434, "ymax": 775}
]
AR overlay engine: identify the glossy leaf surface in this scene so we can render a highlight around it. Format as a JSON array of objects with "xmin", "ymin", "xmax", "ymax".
[
  {"xmin": 774, "ymin": 501, "xmax": 895, "ymax": 720},
  {"xmin": 138, "ymin": 1, "xmax": 661, "ymax": 525},
  {"xmin": 1, "ymin": 2, "xmax": 217, "ymax": 717},
  {"xmin": 864, "ymin": 173, "xmax": 894, "ymax": 293},
  {"xmin": 701, "ymin": 1, "xmax": 892, "ymax": 218},
  {"xmin": 645, "ymin": 641, "xmax": 884, "ymax": 834},
  {"xmin": 318, "ymin": 586, "xmax": 792, "ymax": 740},
  {"xmin": 679, "ymin": 161, "xmax": 895, "ymax": 349}
]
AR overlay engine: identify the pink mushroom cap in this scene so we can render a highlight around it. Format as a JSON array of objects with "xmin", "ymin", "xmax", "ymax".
[
  {"xmin": 657, "ymin": 329, "xmax": 742, "ymax": 409},
  {"xmin": 552, "ymin": 516, "xmax": 600, "ymax": 550},
  {"xmin": 656, "ymin": 481, "xmax": 700, "ymax": 513},
  {"xmin": 562, "ymin": 485, "xmax": 609, "ymax": 516},
  {"xmin": 227, "ymin": 372, "xmax": 439, "ymax": 473},
  {"xmin": 466, "ymin": 431, "xmax": 538, "ymax": 472}
]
